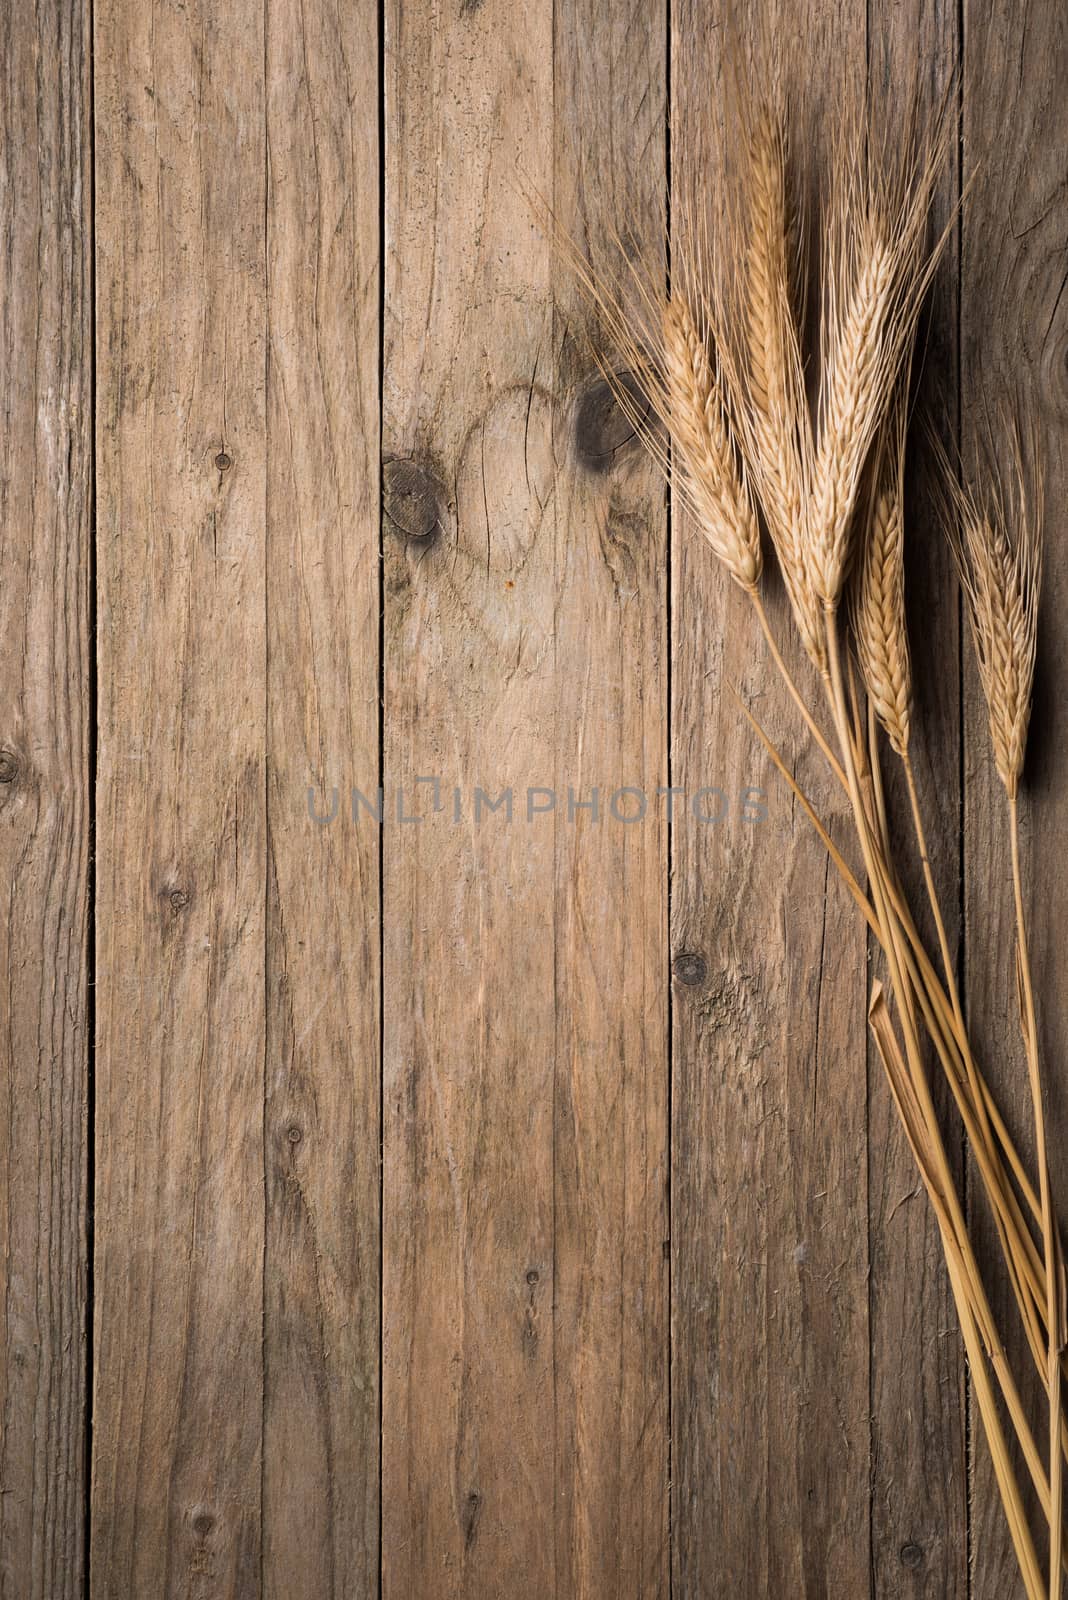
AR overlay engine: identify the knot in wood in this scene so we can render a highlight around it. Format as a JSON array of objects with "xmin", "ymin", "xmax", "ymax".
[
  {"xmin": 0, "ymin": 749, "xmax": 19, "ymax": 784},
  {"xmin": 672, "ymin": 950, "xmax": 708, "ymax": 987},
  {"xmin": 574, "ymin": 372, "xmax": 646, "ymax": 473},
  {"xmin": 383, "ymin": 458, "xmax": 442, "ymax": 542},
  {"xmin": 461, "ymin": 1488, "xmax": 482, "ymax": 1550}
]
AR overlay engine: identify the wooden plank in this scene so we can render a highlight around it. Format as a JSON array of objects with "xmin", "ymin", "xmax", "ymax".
[
  {"xmin": 550, "ymin": 1, "xmax": 669, "ymax": 1594},
  {"xmin": 262, "ymin": 0, "xmax": 381, "ymax": 1591},
  {"xmin": 864, "ymin": 8, "xmax": 968, "ymax": 1595},
  {"xmin": 380, "ymin": 5, "xmax": 556, "ymax": 1588},
  {"xmin": 0, "ymin": 2, "xmax": 91, "ymax": 1593},
  {"xmin": 91, "ymin": 0, "xmax": 267, "ymax": 1591},
  {"xmin": 962, "ymin": 3, "xmax": 1068, "ymax": 1593},
  {"xmin": 381, "ymin": 0, "xmax": 669, "ymax": 1593},
  {"xmin": 670, "ymin": 5, "xmax": 871, "ymax": 1592}
]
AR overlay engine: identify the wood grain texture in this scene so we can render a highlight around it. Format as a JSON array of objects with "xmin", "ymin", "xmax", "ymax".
[
  {"xmin": 381, "ymin": 0, "xmax": 668, "ymax": 1594},
  {"xmin": 1, "ymin": 0, "xmax": 1064, "ymax": 1591},
  {"xmin": 0, "ymin": 2, "xmax": 91, "ymax": 1594},
  {"xmin": 962, "ymin": 3, "xmax": 1068, "ymax": 1593},
  {"xmin": 551, "ymin": 2, "xmax": 668, "ymax": 1594},
  {"xmin": 865, "ymin": 8, "xmax": 968, "ymax": 1596},
  {"xmin": 381, "ymin": 3, "xmax": 557, "ymax": 1588},
  {"xmin": 668, "ymin": 5, "xmax": 878, "ymax": 1595},
  {"xmin": 92, "ymin": 1, "xmax": 267, "ymax": 1592},
  {"xmin": 263, "ymin": 0, "xmax": 380, "ymax": 1593}
]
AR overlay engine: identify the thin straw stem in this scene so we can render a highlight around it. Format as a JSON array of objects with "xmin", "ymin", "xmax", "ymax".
[
  {"xmin": 902, "ymin": 752, "xmax": 965, "ymax": 1039},
  {"xmin": 749, "ymin": 670, "xmax": 1067, "ymax": 1442},
  {"xmin": 749, "ymin": 589, "xmax": 846, "ymax": 787},
  {"xmin": 825, "ymin": 608, "xmax": 1053, "ymax": 1539},
  {"xmin": 1012, "ymin": 794, "xmax": 1065, "ymax": 1595}
]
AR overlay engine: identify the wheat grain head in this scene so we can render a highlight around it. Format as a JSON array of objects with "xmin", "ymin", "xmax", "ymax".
[
  {"xmin": 532, "ymin": 162, "xmax": 763, "ymax": 591},
  {"xmin": 719, "ymin": 96, "xmax": 825, "ymax": 669},
  {"xmin": 810, "ymin": 90, "xmax": 953, "ymax": 609},
  {"xmin": 660, "ymin": 294, "xmax": 762, "ymax": 589},
  {"xmin": 853, "ymin": 382, "xmax": 911, "ymax": 754},
  {"xmin": 938, "ymin": 420, "xmax": 1043, "ymax": 799}
]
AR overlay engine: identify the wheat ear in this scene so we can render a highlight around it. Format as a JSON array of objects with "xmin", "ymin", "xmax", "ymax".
[
  {"xmin": 660, "ymin": 294, "xmax": 762, "ymax": 590},
  {"xmin": 728, "ymin": 100, "xmax": 824, "ymax": 670},
  {"xmin": 942, "ymin": 430, "xmax": 1041, "ymax": 800},
  {"xmin": 810, "ymin": 97, "xmax": 952, "ymax": 608},
  {"xmin": 853, "ymin": 381, "xmax": 911, "ymax": 754}
]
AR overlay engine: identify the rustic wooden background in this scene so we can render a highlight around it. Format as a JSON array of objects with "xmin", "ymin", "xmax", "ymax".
[{"xmin": 1, "ymin": 0, "xmax": 1066, "ymax": 1595}]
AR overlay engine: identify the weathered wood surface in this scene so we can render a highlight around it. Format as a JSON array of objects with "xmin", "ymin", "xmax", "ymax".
[
  {"xmin": 0, "ymin": 0, "xmax": 1066, "ymax": 1595},
  {"xmin": 962, "ymin": 4, "xmax": 1068, "ymax": 1595},
  {"xmin": 669, "ymin": 5, "xmax": 969, "ymax": 1596},
  {"xmin": 380, "ymin": 8, "xmax": 559, "ymax": 1591},
  {"xmin": 550, "ymin": 5, "xmax": 669, "ymax": 1593},
  {"xmin": 263, "ymin": 0, "xmax": 381, "ymax": 1592},
  {"xmin": 669, "ymin": 5, "xmax": 870, "ymax": 1593},
  {"xmin": 866, "ymin": 7, "xmax": 968, "ymax": 1595},
  {"xmin": 0, "ymin": 3, "xmax": 91, "ymax": 1596},
  {"xmin": 92, "ymin": 0, "xmax": 381, "ymax": 1593},
  {"xmin": 381, "ymin": 0, "xmax": 667, "ymax": 1594},
  {"xmin": 92, "ymin": 0, "xmax": 269, "ymax": 1590}
]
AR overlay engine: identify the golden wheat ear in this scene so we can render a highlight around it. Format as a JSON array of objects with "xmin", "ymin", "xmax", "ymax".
[
  {"xmin": 659, "ymin": 295, "xmax": 763, "ymax": 589},
  {"xmin": 809, "ymin": 80, "xmax": 957, "ymax": 612},
  {"xmin": 852, "ymin": 374, "xmax": 912, "ymax": 756},
  {"xmin": 713, "ymin": 91, "xmax": 825, "ymax": 671},
  {"xmin": 526, "ymin": 171, "xmax": 763, "ymax": 593},
  {"xmin": 932, "ymin": 412, "xmax": 1043, "ymax": 800}
]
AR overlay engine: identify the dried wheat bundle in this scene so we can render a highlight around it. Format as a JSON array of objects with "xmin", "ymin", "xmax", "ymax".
[{"xmin": 560, "ymin": 57, "xmax": 1066, "ymax": 1600}]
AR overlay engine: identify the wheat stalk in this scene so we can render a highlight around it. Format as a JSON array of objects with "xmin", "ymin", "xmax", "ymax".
[
  {"xmin": 553, "ymin": 57, "xmax": 1066, "ymax": 1596},
  {"xmin": 937, "ymin": 420, "xmax": 1063, "ymax": 1597}
]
